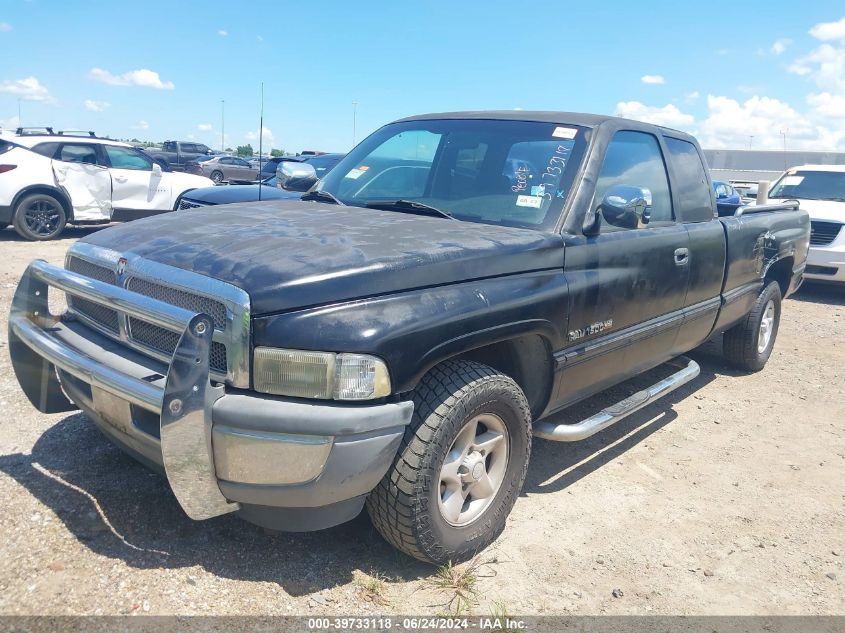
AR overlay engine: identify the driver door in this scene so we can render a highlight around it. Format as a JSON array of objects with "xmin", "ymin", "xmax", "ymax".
[
  {"xmin": 103, "ymin": 145, "xmax": 170, "ymax": 215},
  {"xmin": 551, "ymin": 130, "xmax": 691, "ymax": 410}
]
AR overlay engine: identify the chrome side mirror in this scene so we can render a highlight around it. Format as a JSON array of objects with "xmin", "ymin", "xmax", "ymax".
[
  {"xmin": 276, "ymin": 161, "xmax": 317, "ymax": 192},
  {"xmin": 598, "ymin": 185, "xmax": 652, "ymax": 230}
]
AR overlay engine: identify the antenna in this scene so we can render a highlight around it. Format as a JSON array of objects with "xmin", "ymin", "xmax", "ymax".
[{"xmin": 258, "ymin": 82, "xmax": 265, "ymax": 201}]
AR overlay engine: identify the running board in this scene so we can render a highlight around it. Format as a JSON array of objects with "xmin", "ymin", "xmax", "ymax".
[{"xmin": 533, "ymin": 356, "xmax": 700, "ymax": 442}]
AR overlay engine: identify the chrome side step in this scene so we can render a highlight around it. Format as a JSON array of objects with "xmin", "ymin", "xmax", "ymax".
[{"xmin": 533, "ymin": 356, "xmax": 700, "ymax": 442}]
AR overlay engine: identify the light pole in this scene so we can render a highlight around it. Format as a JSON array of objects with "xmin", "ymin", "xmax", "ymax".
[
  {"xmin": 17, "ymin": 98, "xmax": 21, "ymax": 126},
  {"xmin": 221, "ymin": 100, "xmax": 225, "ymax": 152},
  {"xmin": 352, "ymin": 100, "xmax": 358, "ymax": 148},
  {"xmin": 749, "ymin": 135, "xmax": 753, "ymax": 150},
  {"xmin": 780, "ymin": 128, "xmax": 788, "ymax": 169}
]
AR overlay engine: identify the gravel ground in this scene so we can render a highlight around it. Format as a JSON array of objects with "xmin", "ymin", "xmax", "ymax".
[{"xmin": 0, "ymin": 225, "xmax": 843, "ymax": 617}]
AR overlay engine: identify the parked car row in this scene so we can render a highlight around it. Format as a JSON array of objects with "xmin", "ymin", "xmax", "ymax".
[{"xmin": 0, "ymin": 130, "xmax": 212, "ymax": 240}]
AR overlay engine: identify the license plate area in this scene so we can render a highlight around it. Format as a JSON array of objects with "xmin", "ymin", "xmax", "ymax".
[{"xmin": 91, "ymin": 387, "xmax": 134, "ymax": 435}]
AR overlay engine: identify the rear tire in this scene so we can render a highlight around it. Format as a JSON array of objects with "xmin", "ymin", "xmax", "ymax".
[
  {"xmin": 210, "ymin": 170, "xmax": 224, "ymax": 184},
  {"xmin": 366, "ymin": 360, "xmax": 532, "ymax": 564},
  {"xmin": 723, "ymin": 281, "xmax": 781, "ymax": 372},
  {"xmin": 13, "ymin": 193, "xmax": 67, "ymax": 241}
]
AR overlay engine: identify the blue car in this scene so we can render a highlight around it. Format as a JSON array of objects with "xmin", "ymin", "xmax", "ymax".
[{"xmin": 713, "ymin": 180, "xmax": 743, "ymax": 213}]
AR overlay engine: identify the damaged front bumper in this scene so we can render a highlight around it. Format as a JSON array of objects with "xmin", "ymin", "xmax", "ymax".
[{"xmin": 8, "ymin": 260, "xmax": 413, "ymax": 529}]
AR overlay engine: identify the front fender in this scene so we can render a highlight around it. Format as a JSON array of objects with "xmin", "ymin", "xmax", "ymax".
[{"xmin": 252, "ymin": 271, "xmax": 569, "ymax": 393}]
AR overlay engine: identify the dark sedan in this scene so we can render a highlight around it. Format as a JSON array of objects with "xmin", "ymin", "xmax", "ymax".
[{"xmin": 176, "ymin": 177, "xmax": 300, "ymax": 210}]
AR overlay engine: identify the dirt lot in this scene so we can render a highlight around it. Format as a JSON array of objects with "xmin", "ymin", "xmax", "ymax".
[{"xmin": 0, "ymin": 226, "xmax": 842, "ymax": 617}]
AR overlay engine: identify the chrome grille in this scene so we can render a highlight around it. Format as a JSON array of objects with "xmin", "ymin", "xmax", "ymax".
[
  {"xmin": 66, "ymin": 256, "xmax": 119, "ymax": 333},
  {"xmin": 128, "ymin": 317, "xmax": 228, "ymax": 373},
  {"xmin": 127, "ymin": 277, "xmax": 227, "ymax": 329},
  {"xmin": 63, "ymin": 244, "xmax": 250, "ymax": 386},
  {"xmin": 809, "ymin": 220, "xmax": 842, "ymax": 246}
]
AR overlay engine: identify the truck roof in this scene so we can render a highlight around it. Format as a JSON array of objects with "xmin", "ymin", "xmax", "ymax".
[{"xmin": 397, "ymin": 110, "xmax": 697, "ymax": 140}]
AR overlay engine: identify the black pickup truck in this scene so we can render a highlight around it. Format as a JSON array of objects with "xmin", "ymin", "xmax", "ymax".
[
  {"xmin": 146, "ymin": 141, "xmax": 213, "ymax": 171},
  {"xmin": 9, "ymin": 112, "xmax": 809, "ymax": 564}
]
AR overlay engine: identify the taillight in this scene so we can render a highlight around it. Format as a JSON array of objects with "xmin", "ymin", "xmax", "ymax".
[{"xmin": 0, "ymin": 164, "xmax": 17, "ymax": 173}]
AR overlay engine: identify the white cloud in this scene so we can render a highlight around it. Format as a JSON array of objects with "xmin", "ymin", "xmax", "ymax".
[
  {"xmin": 245, "ymin": 126, "xmax": 274, "ymax": 147},
  {"xmin": 0, "ymin": 114, "xmax": 20, "ymax": 131},
  {"xmin": 684, "ymin": 90, "xmax": 700, "ymax": 103},
  {"xmin": 809, "ymin": 16, "xmax": 845, "ymax": 42},
  {"xmin": 614, "ymin": 101, "xmax": 694, "ymax": 128},
  {"xmin": 197, "ymin": 123, "xmax": 213, "ymax": 131},
  {"xmin": 0, "ymin": 22, "xmax": 11, "ymax": 32},
  {"xmin": 771, "ymin": 38, "xmax": 792, "ymax": 55},
  {"xmin": 218, "ymin": 29, "xmax": 228, "ymax": 36},
  {"xmin": 0, "ymin": 76, "xmax": 51, "ymax": 101},
  {"xmin": 133, "ymin": 120, "xmax": 149, "ymax": 130},
  {"xmin": 640, "ymin": 74, "xmax": 665, "ymax": 85},
  {"xmin": 83, "ymin": 99, "xmax": 110, "ymax": 112},
  {"xmin": 806, "ymin": 92, "xmax": 845, "ymax": 119},
  {"xmin": 715, "ymin": 48, "xmax": 729, "ymax": 56},
  {"xmin": 88, "ymin": 68, "xmax": 175, "ymax": 90}
]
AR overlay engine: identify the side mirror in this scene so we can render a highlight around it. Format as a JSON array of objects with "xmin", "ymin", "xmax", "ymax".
[
  {"xmin": 597, "ymin": 185, "xmax": 652, "ymax": 230},
  {"xmin": 717, "ymin": 191, "xmax": 728, "ymax": 199},
  {"xmin": 277, "ymin": 161, "xmax": 318, "ymax": 192},
  {"xmin": 152, "ymin": 162, "xmax": 163, "ymax": 176}
]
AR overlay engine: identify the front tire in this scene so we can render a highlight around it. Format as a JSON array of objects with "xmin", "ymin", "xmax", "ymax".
[
  {"xmin": 13, "ymin": 193, "xmax": 67, "ymax": 241},
  {"xmin": 210, "ymin": 170, "xmax": 224, "ymax": 184},
  {"xmin": 366, "ymin": 360, "xmax": 532, "ymax": 564},
  {"xmin": 723, "ymin": 280, "xmax": 782, "ymax": 371}
]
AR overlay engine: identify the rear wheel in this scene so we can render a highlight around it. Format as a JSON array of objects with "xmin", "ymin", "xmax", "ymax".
[
  {"xmin": 366, "ymin": 360, "xmax": 532, "ymax": 564},
  {"xmin": 210, "ymin": 170, "xmax": 224, "ymax": 184},
  {"xmin": 723, "ymin": 281, "xmax": 782, "ymax": 371},
  {"xmin": 13, "ymin": 193, "xmax": 67, "ymax": 241}
]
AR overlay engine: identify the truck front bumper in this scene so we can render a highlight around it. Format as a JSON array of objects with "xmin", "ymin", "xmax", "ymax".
[{"xmin": 8, "ymin": 261, "xmax": 413, "ymax": 531}]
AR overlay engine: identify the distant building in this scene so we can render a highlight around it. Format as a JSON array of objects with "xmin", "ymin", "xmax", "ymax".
[{"xmin": 703, "ymin": 149, "xmax": 845, "ymax": 183}]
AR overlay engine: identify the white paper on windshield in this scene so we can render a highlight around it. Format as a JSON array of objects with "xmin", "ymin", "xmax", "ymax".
[
  {"xmin": 345, "ymin": 168, "xmax": 366, "ymax": 179},
  {"xmin": 552, "ymin": 126, "xmax": 578, "ymax": 139},
  {"xmin": 780, "ymin": 175, "xmax": 804, "ymax": 186},
  {"xmin": 516, "ymin": 194, "xmax": 543, "ymax": 208}
]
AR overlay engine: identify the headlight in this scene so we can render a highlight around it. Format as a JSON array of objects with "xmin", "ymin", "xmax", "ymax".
[{"xmin": 253, "ymin": 347, "xmax": 391, "ymax": 401}]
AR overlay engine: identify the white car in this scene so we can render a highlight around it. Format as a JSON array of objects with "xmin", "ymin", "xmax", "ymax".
[
  {"xmin": 769, "ymin": 164, "xmax": 845, "ymax": 283},
  {"xmin": 0, "ymin": 132, "xmax": 212, "ymax": 240}
]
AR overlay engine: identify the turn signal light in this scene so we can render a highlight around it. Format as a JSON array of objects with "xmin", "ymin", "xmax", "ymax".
[{"xmin": 0, "ymin": 165, "xmax": 17, "ymax": 173}]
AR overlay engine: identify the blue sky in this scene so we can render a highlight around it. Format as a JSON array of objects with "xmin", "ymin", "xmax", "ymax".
[{"xmin": 2, "ymin": 1, "xmax": 845, "ymax": 152}]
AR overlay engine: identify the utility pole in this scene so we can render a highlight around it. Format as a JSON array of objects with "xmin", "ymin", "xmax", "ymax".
[
  {"xmin": 352, "ymin": 100, "xmax": 358, "ymax": 148},
  {"xmin": 749, "ymin": 135, "xmax": 753, "ymax": 150},
  {"xmin": 221, "ymin": 100, "xmax": 225, "ymax": 152}
]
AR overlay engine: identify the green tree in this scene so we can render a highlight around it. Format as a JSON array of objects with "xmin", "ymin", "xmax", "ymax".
[
  {"xmin": 236, "ymin": 144, "xmax": 253, "ymax": 157},
  {"xmin": 270, "ymin": 148, "xmax": 285, "ymax": 157}
]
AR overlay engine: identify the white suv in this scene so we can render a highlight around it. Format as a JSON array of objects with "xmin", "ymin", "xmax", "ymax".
[
  {"xmin": 0, "ymin": 132, "xmax": 212, "ymax": 240},
  {"xmin": 769, "ymin": 164, "xmax": 845, "ymax": 283}
]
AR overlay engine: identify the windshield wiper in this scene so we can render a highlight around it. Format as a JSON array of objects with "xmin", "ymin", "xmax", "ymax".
[
  {"xmin": 364, "ymin": 199, "xmax": 454, "ymax": 220},
  {"xmin": 301, "ymin": 190, "xmax": 344, "ymax": 205}
]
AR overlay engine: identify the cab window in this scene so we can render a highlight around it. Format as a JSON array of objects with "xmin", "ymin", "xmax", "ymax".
[{"xmin": 593, "ymin": 131, "xmax": 673, "ymax": 228}]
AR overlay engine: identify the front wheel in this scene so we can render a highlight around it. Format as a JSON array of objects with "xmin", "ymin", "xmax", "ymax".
[
  {"xmin": 210, "ymin": 170, "xmax": 224, "ymax": 184},
  {"xmin": 13, "ymin": 193, "xmax": 67, "ymax": 241},
  {"xmin": 366, "ymin": 360, "xmax": 532, "ymax": 564},
  {"xmin": 723, "ymin": 280, "xmax": 782, "ymax": 371}
]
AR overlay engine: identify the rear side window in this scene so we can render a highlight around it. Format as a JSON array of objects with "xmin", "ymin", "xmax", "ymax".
[
  {"xmin": 57, "ymin": 143, "xmax": 100, "ymax": 165},
  {"xmin": 665, "ymin": 137, "xmax": 714, "ymax": 223},
  {"xmin": 31, "ymin": 142, "xmax": 60, "ymax": 158}
]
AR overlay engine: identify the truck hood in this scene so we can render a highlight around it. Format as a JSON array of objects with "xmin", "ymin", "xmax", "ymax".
[
  {"xmin": 81, "ymin": 200, "xmax": 565, "ymax": 315},
  {"xmin": 780, "ymin": 198, "xmax": 845, "ymax": 223}
]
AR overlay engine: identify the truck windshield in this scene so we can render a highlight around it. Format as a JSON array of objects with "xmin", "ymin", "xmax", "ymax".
[
  {"xmin": 770, "ymin": 170, "xmax": 845, "ymax": 201},
  {"xmin": 316, "ymin": 119, "xmax": 587, "ymax": 230}
]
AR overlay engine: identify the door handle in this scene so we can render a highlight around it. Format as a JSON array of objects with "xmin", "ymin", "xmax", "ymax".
[
  {"xmin": 674, "ymin": 248, "xmax": 690, "ymax": 266},
  {"xmin": 114, "ymin": 176, "xmax": 128, "ymax": 183}
]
